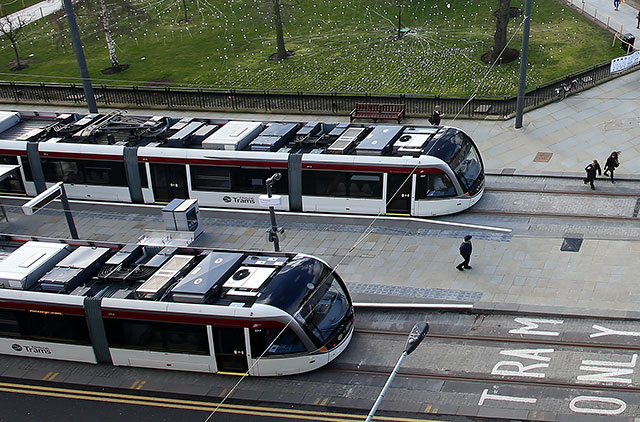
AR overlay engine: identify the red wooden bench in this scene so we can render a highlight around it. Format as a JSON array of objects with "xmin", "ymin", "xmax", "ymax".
[{"xmin": 350, "ymin": 103, "xmax": 406, "ymax": 124}]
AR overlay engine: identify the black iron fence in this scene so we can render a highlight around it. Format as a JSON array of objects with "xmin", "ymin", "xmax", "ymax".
[{"xmin": 0, "ymin": 59, "xmax": 633, "ymax": 120}]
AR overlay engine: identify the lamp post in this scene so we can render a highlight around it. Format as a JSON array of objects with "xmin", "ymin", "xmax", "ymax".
[
  {"xmin": 515, "ymin": 0, "xmax": 533, "ymax": 129},
  {"xmin": 365, "ymin": 323, "xmax": 429, "ymax": 422},
  {"xmin": 263, "ymin": 173, "xmax": 284, "ymax": 252},
  {"xmin": 62, "ymin": 0, "xmax": 98, "ymax": 113}
]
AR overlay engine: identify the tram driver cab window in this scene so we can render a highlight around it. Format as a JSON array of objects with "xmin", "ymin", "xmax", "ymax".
[{"xmin": 415, "ymin": 173, "xmax": 456, "ymax": 199}]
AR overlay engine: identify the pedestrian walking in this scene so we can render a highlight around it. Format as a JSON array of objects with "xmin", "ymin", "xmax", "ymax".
[
  {"xmin": 429, "ymin": 105, "xmax": 443, "ymax": 125},
  {"xmin": 603, "ymin": 151, "xmax": 620, "ymax": 183},
  {"xmin": 456, "ymin": 235, "xmax": 473, "ymax": 271},
  {"xmin": 583, "ymin": 159, "xmax": 602, "ymax": 190},
  {"xmin": 637, "ymin": 10, "xmax": 640, "ymax": 28},
  {"xmin": 614, "ymin": 0, "xmax": 620, "ymax": 10}
]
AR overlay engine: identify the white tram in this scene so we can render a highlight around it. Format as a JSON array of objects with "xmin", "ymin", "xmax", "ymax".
[
  {"xmin": 0, "ymin": 110, "xmax": 484, "ymax": 216},
  {"xmin": 0, "ymin": 236, "xmax": 354, "ymax": 376}
]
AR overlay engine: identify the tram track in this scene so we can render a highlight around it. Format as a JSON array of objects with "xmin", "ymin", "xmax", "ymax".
[
  {"xmin": 353, "ymin": 328, "xmax": 640, "ymax": 351},
  {"xmin": 469, "ymin": 182, "xmax": 640, "ymax": 222},
  {"xmin": 329, "ymin": 365, "xmax": 640, "ymax": 394},
  {"xmin": 334, "ymin": 327, "xmax": 640, "ymax": 396}
]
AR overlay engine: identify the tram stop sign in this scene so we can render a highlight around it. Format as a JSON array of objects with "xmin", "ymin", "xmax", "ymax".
[
  {"xmin": 22, "ymin": 182, "xmax": 63, "ymax": 215},
  {"xmin": 259, "ymin": 194, "xmax": 282, "ymax": 207},
  {"xmin": 405, "ymin": 323, "xmax": 429, "ymax": 355}
]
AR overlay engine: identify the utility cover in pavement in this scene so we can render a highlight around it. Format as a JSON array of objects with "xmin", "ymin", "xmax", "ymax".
[
  {"xmin": 561, "ymin": 238, "xmax": 583, "ymax": 252},
  {"xmin": 533, "ymin": 152, "xmax": 553, "ymax": 162}
]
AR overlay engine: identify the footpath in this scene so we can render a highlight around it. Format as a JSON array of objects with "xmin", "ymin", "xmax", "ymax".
[{"xmin": 2, "ymin": 68, "xmax": 640, "ymax": 318}]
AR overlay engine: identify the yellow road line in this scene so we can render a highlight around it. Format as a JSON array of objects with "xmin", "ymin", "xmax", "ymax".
[{"xmin": 0, "ymin": 381, "xmax": 445, "ymax": 422}]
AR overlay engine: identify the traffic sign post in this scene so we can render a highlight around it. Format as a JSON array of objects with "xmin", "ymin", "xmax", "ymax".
[
  {"xmin": 263, "ymin": 173, "xmax": 285, "ymax": 252},
  {"xmin": 22, "ymin": 182, "xmax": 79, "ymax": 239}
]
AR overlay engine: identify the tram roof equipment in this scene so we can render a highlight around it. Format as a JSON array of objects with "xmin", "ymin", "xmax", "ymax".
[
  {"xmin": 355, "ymin": 125, "xmax": 403, "ymax": 156},
  {"xmin": 39, "ymin": 246, "xmax": 111, "ymax": 292},
  {"xmin": 201, "ymin": 120, "xmax": 263, "ymax": 150},
  {"xmin": 170, "ymin": 251, "xmax": 244, "ymax": 303},
  {"xmin": 0, "ymin": 241, "xmax": 70, "ymax": 290}
]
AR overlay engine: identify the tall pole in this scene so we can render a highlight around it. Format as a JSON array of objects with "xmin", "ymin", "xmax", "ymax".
[
  {"xmin": 515, "ymin": 0, "xmax": 532, "ymax": 129},
  {"xmin": 365, "ymin": 351, "xmax": 407, "ymax": 422},
  {"xmin": 365, "ymin": 323, "xmax": 429, "ymax": 422},
  {"xmin": 62, "ymin": 0, "xmax": 98, "ymax": 113},
  {"xmin": 60, "ymin": 185, "xmax": 79, "ymax": 239},
  {"xmin": 266, "ymin": 173, "xmax": 281, "ymax": 252}
]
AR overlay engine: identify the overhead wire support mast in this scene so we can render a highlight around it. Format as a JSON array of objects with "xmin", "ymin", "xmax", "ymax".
[
  {"xmin": 62, "ymin": 0, "xmax": 98, "ymax": 113},
  {"xmin": 515, "ymin": 0, "xmax": 533, "ymax": 129}
]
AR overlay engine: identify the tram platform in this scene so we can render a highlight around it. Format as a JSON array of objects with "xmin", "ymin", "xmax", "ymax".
[
  {"xmin": 0, "ymin": 195, "xmax": 639, "ymax": 321},
  {"xmin": 2, "ymin": 69, "xmax": 640, "ymax": 319}
]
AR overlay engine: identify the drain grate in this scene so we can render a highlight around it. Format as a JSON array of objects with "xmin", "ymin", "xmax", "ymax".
[
  {"xmin": 501, "ymin": 168, "xmax": 516, "ymax": 175},
  {"xmin": 561, "ymin": 238, "xmax": 583, "ymax": 252},
  {"xmin": 533, "ymin": 152, "xmax": 553, "ymax": 162}
]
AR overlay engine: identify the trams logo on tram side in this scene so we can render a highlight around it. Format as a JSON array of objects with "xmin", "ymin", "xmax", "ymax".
[
  {"xmin": 222, "ymin": 195, "xmax": 256, "ymax": 204},
  {"xmin": 11, "ymin": 343, "xmax": 52, "ymax": 354}
]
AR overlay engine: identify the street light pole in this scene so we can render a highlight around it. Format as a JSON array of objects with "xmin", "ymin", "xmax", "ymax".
[
  {"xmin": 265, "ymin": 173, "xmax": 282, "ymax": 252},
  {"xmin": 62, "ymin": 0, "xmax": 98, "ymax": 113},
  {"xmin": 365, "ymin": 323, "xmax": 429, "ymax": 422},
  {"xmin": 515, "ymin": 0, "xmax": 533, "ymax": 129}
]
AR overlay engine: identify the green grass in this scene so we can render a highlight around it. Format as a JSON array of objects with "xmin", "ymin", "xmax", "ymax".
[{"xmin": 0, "ymin": 0, "xmax": 623, "ymax": 96}]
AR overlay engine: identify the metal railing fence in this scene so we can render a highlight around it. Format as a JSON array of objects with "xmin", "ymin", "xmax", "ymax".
[{"xmin": 0, "ymin": 58, "xmax": 634, "ymax": 120}]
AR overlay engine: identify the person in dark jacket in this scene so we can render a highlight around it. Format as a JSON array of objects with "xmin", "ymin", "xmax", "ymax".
[
  {"xmin": 603, "ymin": 151, "xmax": 620, "ymax": 183},
  {"xmin": 429, "ymin": 105, "xmax": 443, "ymax": 125},
  {"xmin": 583, "ymin": 159, "xmax": 601, "ymax": 190},
  {"xmin": 456, "ymin": 235, "xmax": 473, "ymax": 271}
]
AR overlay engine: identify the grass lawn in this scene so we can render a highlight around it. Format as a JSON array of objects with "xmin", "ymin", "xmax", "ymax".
[{"xmin": 0, "ymin": 0, "xmax": 623, "ymax": 96}]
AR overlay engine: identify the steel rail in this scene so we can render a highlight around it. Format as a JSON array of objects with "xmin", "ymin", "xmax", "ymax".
[{"xmin": 354, "ymin": 328, "xmax": 640, "ymax": 351}]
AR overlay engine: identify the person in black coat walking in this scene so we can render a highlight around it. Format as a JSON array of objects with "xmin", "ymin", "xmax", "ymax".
[
  {"xmin": 603, "ymin": 151, "xmax": 620, "ymax": 183},
  {"xmin": 583, "ymin": 159, "xmax": 601, "ymax": 190},
  {"xmin": 429, "ymin": 105, "xmax": 443, "ymax": 125},
  {"xmin": 456, "ymin": 235, "xmax": 473, "ymax": 271}
]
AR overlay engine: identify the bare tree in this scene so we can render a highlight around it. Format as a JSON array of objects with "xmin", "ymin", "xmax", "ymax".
[
  {"xmin": 50, "ymin": 0, "xmax": 148, "ymax": 73},
  {"xmin": 98, "ymin": 0, "xmax": 120, "ymax": 70},
  {"xmin": 0, "ymin": 15, "xmax": 31, "ymax": 71},
  {"xmin": 482, "ymin": 0, "xmax": 522, "ymax": 65}
]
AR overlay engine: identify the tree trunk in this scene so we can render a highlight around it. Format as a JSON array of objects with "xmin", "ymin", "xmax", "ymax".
[
  {"xmin": 397, "ymin": 3, "xmax": 402, "ymax": 39},
  {"xmin": 99, "ymin": 0, "xmax": 120, "ymax": 69},
  {"xmin": 483, "ymin": 0, "xmax": 521, "ymax": 64},
  {"xmin": 11, "ymin": 40, "xmax": 21, "ymax": 69},
  {"xmin": 492, "ymin": 0, "xmax": 511, "ymax": 58},
  {"xmin": 272, "ymin": 0, "xmax": 287, "ymax": 60},
  {"xmin": 182, "ymin": 0, "xmax": 188, "ymax": 22}
]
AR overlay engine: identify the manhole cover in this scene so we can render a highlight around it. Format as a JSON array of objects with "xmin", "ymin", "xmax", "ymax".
[
  {"xmin": 534, "ymin": 152, "xmax": 553, "ymax": 162},
  {"xmin": 560, "ymin": 238, "xmax": 583, "ymax": 252}
]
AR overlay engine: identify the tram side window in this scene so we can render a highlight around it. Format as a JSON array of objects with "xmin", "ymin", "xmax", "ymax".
[
  {"xmin": 250, "ymin": 327, "xmax": 307, "ymax": 356},
  {"xmin": 190, "ymin": 166, "xmax": 231, "ymax": 191},
  {"xmin": 0, "ymin": 309, "xmax": 91, "ymax": 345},
  {"xmin": 0, "ymin": 155, "xmax": 25, "ymax": 193},
  {"xmin": 234, "ymin": 168, "xmax": 288, "ymax": 194},
  {"xmin": 138, "ymin": 163, "xmax": 148, "ymax": 188},
  {"xmin": 301, "ymin": 170, "xmax": 382, "ymax": 198},
  {"xmin": 103, "ymin": 318, "xmax": 209, "ymax": 355},
  {"xmin": 190, "ymin": 165, "xmax": 288, "ymax": 194},
  {"xmin": 20, "ymin": 156, "xmax": 33, "ymax": 181},
  {"xmin": 41, "ymin": 158, "xmax": 128, "ymax": 186},
  {"xmin": 415, "ymin": 174, "xmax": 456, "ymax": 199}
]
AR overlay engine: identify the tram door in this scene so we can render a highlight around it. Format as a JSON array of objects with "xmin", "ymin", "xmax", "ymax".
[
  {"xmin": 211, "ymin": 327, "xmax": 248, "ymax": 373},
  {"xmin": 386, "ymin": 173, "xmax": 412, "ymax": 215},
  {"xmin": 150, "ymin": 163, "xmax": 188, "ymax": 203}
]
